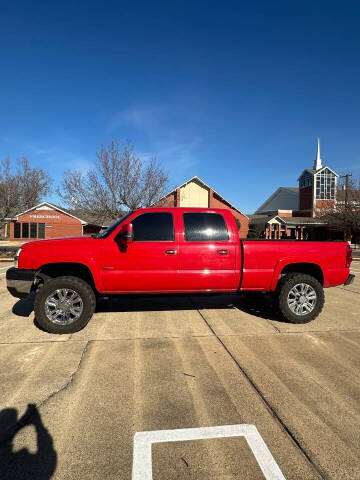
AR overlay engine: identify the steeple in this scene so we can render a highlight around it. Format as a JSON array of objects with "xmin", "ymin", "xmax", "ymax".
[{"xmin": 313, "ymin": 138, "xmax": 322, "ymax": 170}]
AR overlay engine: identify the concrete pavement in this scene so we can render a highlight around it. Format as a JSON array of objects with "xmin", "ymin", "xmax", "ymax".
[{"xmin": 0, "ymin": 264, "xmax": 359, "ymax": 479}]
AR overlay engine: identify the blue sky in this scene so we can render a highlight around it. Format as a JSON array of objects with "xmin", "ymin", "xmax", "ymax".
[{"xmin": 1, "ymin": 0, "xmax": 359, "ymax": 213}]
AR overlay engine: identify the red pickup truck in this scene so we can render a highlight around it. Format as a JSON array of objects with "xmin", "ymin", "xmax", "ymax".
[{"xmin": 7, "ymin": 207, "xmax": 354, "ymax": 334}]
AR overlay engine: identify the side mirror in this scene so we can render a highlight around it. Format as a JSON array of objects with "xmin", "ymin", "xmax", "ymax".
[{"xmin": 118, "ymin": 223, "xmax": 133, "ymax": 243}]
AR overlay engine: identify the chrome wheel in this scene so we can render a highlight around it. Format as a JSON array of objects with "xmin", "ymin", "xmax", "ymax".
[
  {"xmin": 287, "ymin": 283, "xmax": 317, "ymax": 316},
  {"xmin": 45, "ymin": 288, "xmax": 83, "ymax": 325}
]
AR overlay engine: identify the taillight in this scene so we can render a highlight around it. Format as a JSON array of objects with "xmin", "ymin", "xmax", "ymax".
[{"xmin": 346, "ymin": 244, "xmax": 352, "ymax": 268}]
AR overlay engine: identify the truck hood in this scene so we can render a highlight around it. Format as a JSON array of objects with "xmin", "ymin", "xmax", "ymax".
[
  {"xmin": 21, "ymin": 236, "xmax": 98, "ymax": 250},
  {"xmin": 17, "ymin": 236, "xmax": 102, "ymax": 270}
]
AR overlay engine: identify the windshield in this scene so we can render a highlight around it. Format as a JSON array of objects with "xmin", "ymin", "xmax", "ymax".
[{"xmin": 94, "ymin": 212, "xmax": 134, "ymax": 239}]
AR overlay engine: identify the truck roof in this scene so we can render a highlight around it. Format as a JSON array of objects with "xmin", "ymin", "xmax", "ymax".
[{"xmin": 135, "ymin": 207, "xmax": 233, "ymax": 214}]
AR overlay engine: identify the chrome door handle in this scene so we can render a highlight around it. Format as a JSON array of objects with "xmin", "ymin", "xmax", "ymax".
[
  {"xmin": 218, "ymin": 249, "xmax": 229, "ymax": 255},
  {"xmin": 165, "ymin": 249, "xmax": 177, "ymax": 255}
]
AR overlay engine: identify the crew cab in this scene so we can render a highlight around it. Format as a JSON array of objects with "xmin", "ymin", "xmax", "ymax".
[{"xmin": 6, "ymin": 207, "xmax": 354, "ymax": 334}]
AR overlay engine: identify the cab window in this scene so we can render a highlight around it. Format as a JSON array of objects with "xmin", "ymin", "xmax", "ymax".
[
  {"xmin": 183, "ymin": 213, "xmax": 229, "ymax": 242},
  {"xmin": 132, "ymin": 212, "xmax": 174, "ymax": 242}
]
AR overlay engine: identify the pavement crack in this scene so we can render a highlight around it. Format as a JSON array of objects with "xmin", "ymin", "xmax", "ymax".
[
  {"xmin": 195, "ymin": 306, "xmax": 328, "ymax": 480},
  {"xmin": 37, "ymin": 340, "xmax": 91, "ymax": 408},
  {"xmin": 0, "ymin": 341, "xmax": 91, "ymax": 448},
  {"xmin": 265, "ymin": 319, "xmax": 281, "ymax": 333},
  {"xmin": 336, "ymin": 286, "xmax": 360, "ymax": 295}
]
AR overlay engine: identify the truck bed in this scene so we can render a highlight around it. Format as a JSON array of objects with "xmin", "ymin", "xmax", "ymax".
[{"xmin": 240, "ymin": 240, "xmax": 350, "ymax": 291}]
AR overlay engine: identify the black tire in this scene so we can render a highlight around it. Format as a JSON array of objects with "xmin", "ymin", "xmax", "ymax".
[
  {"xmin": 34, "ymin": 276, "xmax": 96, "ymax": 334},
  {"xmin": 277, "ymin": 273, "xmax": 324, "ymax": 324}
]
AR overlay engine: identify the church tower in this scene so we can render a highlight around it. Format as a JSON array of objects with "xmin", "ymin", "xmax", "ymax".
[{"xmin": 298, "ymin": 139, "xmax": 338, "ymax": 217}]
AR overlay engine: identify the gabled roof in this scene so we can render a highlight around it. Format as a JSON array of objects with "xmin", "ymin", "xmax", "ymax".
[
  {"xmin": 248, "ymin": 214, "xmax": 328, "ymax": 226},
  {"xmin": 12, "ymin": 201, "xmax": 116, "ymax": 227},
  {"xmin": 315, "ymin": 166, "xmax": 339, "ymax": 177},
  {"xmin": 248, "ymin": 214, "xmax": 274, "ymax": 225},
  {"xmin": 283, "ymin": 187, "xmax": 299, "ymax": 192},
  {"xmin": 13, "ymin": 202, "xmax": 88, "ymax": 224},
  {"xmin": 276, "ymin": 216, "xmax": 327, "ymax": 226},
  {"xmin": 298, "ymin": 165, "xmax": 339, "ymax": 181},
  {"xmin": 255, "ymin": 187, "xmax": 299, "ymax": 214},
  {"xmin": 155, "ymin": 175, "xmax": 248, "ymax": 218}
]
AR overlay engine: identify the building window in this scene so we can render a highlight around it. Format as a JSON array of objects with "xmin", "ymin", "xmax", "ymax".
[
  {"xmin": 132, "ymin": 212, "xmax": 174, "ymax": 241},
  {"xmin": 183, "ymin": 213, "xmax": 229, "ymax": 242},
  {"xmin": 299, "ymin": 171, "xmax": 313, "ymax": 188},
  {"xmin": 30, "ymin": 223, "xmax": 37, "ymax": 238},
  {"xmin": 38, "ymin": 223, "xmax": 45, "ymax": 239},
  {"xmin": 22, "ymin": 223, "xmax": 29, "ymax": 238},
  {"xmin": 315, "ymin": 168, "xmax": 336, "ymax": 200},
  {"xmin": 14, "ymin": 222, "xmax": 21, "ymax": 238}
]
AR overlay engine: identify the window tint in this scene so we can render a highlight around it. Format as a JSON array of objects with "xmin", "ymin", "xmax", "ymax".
[
  {"xmin": 95, "ymin": 212, "xmax": 133, "ymax": 239},
  {"xmin": 38, "ymin": 223, "xmax": 45, "ymax": 239},
  {"xmin": 132, "ymin": 212, "xmax": 174, "ymax": 241},
  {"xmin": 14, "ymin": 222, "xmax": 21, "ymax": 239},
  {"xmin": 22, "ymin": 223, "xmax": 29, "ymax": 238},
  {"xmin": 184, "ymin": 213, "xmax": 229, "ymax": 242},
  {"xmin": 30, "ymin": 223, "xmax": 37, "ymax": 238}
]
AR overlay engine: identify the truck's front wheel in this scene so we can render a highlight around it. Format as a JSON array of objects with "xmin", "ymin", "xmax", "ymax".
[
  {"xmin": 34, "ymin": 276, "xmax": 96, "ymax": 334},
  {"xmin": 277, "ymin": 273, "xmax": 324, "ymax": 324}
]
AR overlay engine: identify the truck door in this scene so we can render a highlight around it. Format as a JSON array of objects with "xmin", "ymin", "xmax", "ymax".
[
  {"xmin": 101, "ymin": 211, "xmax": 179, "ymax": 292},
  {"xmin": 178, "ymin": 211, "xmax": 237, "ymax": 291}
]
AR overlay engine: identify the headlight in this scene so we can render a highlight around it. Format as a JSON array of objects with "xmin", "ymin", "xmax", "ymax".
[{"xmin": 14, "ymin": 248, "xmax": 22, "ymax": 269}]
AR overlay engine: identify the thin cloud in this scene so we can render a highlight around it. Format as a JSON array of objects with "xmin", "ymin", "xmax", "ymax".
[
  {"xmin": 107, "ymin": 103, "xmax": 202, "ymax": 177},
  {"xmin": 108, "ymin": 105, "xmax": 166, "ymax": 133}
]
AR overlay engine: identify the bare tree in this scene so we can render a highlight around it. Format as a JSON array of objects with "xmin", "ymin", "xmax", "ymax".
[
  {"xmin": 323, "ymin": 172, "xmax": 360, "ymax": 240},
  {"xmin": 0, "ymin": 158, "xmax": 20, "ymax": 224},
  {"xmin": 58, "ymin": 141, "xmax": 169, "ymax": 219},
  {"xmin": 0, "ymin": 157, "xmax": 52, "ymax": 228},
  {"xmin": 16, "ymin": 157, "xmax": 52, "ymax": 210},
  {"xmin": 338, "ymin": 173, "xmax": 360, "ymax": 208}
]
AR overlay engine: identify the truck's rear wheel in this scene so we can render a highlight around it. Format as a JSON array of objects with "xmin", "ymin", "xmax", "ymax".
[
  {"xmin": 277, "ymin": 273, "xmax": 324, "ymax": 324},
  {"xmin": 34, "ymin": 276, "xmax": 95, "ymax": 334}
]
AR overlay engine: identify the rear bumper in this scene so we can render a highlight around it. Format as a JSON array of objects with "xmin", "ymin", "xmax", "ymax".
[
  {"xmin": 344, "ymin": 273, "xmax": 355, "ymax": 286},
  {"xmin": 6, "ymin": 267, "xmax": 36, "ymax": 299}
]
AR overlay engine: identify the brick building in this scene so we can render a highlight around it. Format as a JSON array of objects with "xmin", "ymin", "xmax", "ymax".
[
  {"xmin": 255, "ymin": 139, "xmax": 339, "ymax": 219},
  {"xmin": 250, "ymin": 140, "xmax": 346, "ymax": 240},
  {"xmin": 9, "ymin": 202, "xmax": 110, "ymax": 241},
  {"xmin": 155, "ymin": 176, "xmax": 249, "ymax": 237},
  {"xmin": 255, "ymin": 187, "xmax": 299, "ymax": 215},
  {"xmin": 248, "ymin": 212, "xmax": 330, "ymax": 240},
  {"xmin": 297, "ymin": 139, "xmax": 338, "ymax": 217}
]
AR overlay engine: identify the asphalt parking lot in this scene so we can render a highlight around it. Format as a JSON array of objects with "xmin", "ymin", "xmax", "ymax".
[{"xmin": 0, "ymin": 261, "xmax": 359, "ymax": 480}]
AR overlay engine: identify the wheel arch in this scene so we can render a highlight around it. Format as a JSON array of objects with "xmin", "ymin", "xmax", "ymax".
[
  {"xmin": 36, "ymin": 262, "xmax": 99, "ymax": 293},
  {"xmin": 272, "ymin": 262, "xmax": 324, "ymax": 290}
]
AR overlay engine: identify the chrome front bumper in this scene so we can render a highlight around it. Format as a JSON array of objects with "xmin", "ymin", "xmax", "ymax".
[{"xmin": 6, "ymin": 267, "xmax": 36, "ymax": 299}]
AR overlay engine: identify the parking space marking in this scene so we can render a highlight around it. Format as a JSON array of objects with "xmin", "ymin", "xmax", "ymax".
[{"xmin": 132, "ymin": 424, "xmax": 287, "ymax": 480}]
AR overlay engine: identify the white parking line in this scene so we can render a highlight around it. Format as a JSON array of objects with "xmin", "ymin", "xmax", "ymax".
[{"xmin": 132, "ymin": 424, "xmax": 286, "ymax": 480}]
